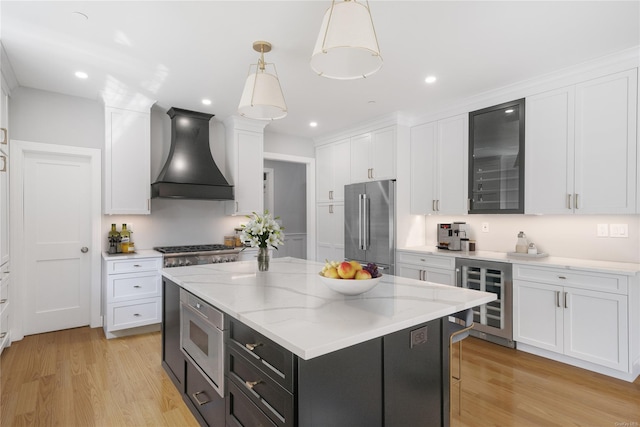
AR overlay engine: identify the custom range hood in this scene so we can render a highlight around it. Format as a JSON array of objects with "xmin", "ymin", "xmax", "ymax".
[{"xmin": 151, "ymin": 107, "xmax": 233, "ymax": 200}]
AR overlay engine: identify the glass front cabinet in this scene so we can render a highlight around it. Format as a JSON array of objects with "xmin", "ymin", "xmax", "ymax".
[{"xmin": 468, "ymin": 99, "xmax": 525, "ymax": 214}]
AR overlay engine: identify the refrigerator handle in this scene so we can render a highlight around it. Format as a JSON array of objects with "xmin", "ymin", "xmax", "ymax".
[
  {"xmin": 358, "ymin": 194, "xmax": 363, "ymax": 250},
  {"xmin": 362, "ymin": 194, "xmax": 368, "ymax": 250}
]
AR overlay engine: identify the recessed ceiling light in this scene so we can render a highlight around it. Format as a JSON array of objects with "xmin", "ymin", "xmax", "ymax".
[
  {"xmin": 309, "ymin": 122, "xmax": 318, "ymax": 127},
  {"xmin": 425, "ymin": 75, "xmax": 437, "ymax": 84},
  {"xmin": 202, "ymin": 99, "xmax": 212, "ymax": 105},
  {"xmin": 505, "ymin": 109, "xmax": 514, "ymax": 114},
  {"xmin": 75, "ymin": 71, "xmax": 88, "ymax": 79}
]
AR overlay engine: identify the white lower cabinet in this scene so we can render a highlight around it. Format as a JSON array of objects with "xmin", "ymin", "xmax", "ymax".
[
  {"xmin": 316, "ymin": 203, "xmax": 344, "ymax": 263},
  {"xmin": 396, "ymin": 251, "xmax": 455, "ymax": 285},
  {"xmin": 102, "ymin": 252, "xmax": 162, "ymax": 339},
  {"xmin": 0, "ymin": 264, "xmax": 10, "ymax": 354},
  {"xmin": 513, "ymin": 264, "xmax": 633, "ymax": 377}
]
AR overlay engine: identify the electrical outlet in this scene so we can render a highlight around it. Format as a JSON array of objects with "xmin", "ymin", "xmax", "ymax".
[
  {"xmin": 610, "ymin": 224, "xmax": 628, "ymax": 238},
  {"xmin": 597, "ymin": 224, "xmax": 609, "ymax": 237},
  {"xmin": 481, "ymin": 222, "xmax": 489, "ymax": 233}
]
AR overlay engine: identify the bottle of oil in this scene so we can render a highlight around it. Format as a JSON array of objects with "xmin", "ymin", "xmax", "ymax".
[
  {"xmin": 108, "ymin": 224, "xmax": 120, "ymax": 254},
  {"xmin": 120, "ymin": 224, "xmax": 131, "ymax": 253}
]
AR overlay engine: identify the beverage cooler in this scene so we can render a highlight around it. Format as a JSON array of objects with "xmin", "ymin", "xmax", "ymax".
[{"xmin": 455, "ymin": 258, "xmax": 514, "ymax": 348}]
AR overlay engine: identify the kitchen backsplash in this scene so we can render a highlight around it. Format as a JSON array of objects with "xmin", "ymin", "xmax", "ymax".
[{"xmin": 423, "ymin": 214, "xmax": 640, "ymax": 264}]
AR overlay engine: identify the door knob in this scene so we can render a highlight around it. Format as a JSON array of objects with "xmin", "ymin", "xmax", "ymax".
[{"xmin": 81, "ymin": 247, "xmax": 89, "ymax": 253}]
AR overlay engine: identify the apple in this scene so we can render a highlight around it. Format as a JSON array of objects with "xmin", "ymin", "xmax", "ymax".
[
  {"xmin": 355, "ymin": 270, "xmax": 372, "ymax": 280},
  {"xmin": 337, "ymin": 261, "xmax": 356, "ymax": 279},
  {"xmin": 349, "ymin": 260, "xmax": 363, "ymax": 271},
  {"xmin": 324, "ymin": 267, "xmax": 339, "ymax": 278}
]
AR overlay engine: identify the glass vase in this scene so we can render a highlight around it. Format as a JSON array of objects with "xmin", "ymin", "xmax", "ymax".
[{"xmin": 257, "ymin": 247, "xmax": 270, "ymax": 272}]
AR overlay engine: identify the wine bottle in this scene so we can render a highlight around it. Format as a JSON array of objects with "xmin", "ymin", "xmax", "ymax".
[
  {"xmin": 120, "ymin": 224, "xmax": 131, "ymax": 253},
  {"xmin": 108, "ymin": 224, "xmax": 120, "ymax": 254}
]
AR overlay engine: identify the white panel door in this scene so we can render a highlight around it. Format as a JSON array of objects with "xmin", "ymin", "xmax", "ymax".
[
  {"xmin": 574, "ymin": 69, "xmax": 637, "ymax": 214},
  {"xmin": 23, "ymin": 151, "xmax": 92, "ymax": 334},
  {"xmin": 525, "ymin": 86, "xmax": 575, "ymax": 214},
  {"xmin": 436, "ymin": 115, "xmax": 468, "ymax": 215},
  {"xmin": 370, "ymin": 127, "xmax": 396, "ymax": 180},
  {"xmin": 564, "ymin": 288, "xmax": 628, "ymax": 371},
  {"xmin": 350, "ymin": 133, "xmax": 372, "ymax": 183},
  {"xmin": 513, "ymin": 281, "xmax": 563, "ymax": 353},
  {"xmin": 409, "ymin": 122, "xmax": 437, "ymax": 215}
]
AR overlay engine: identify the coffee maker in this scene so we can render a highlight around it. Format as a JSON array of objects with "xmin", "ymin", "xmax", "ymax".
[{"xmin": 437, "ymin": 222, "xmax": 468, "ymax": 251}]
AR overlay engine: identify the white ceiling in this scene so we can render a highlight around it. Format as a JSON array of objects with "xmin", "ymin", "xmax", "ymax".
[{"xmin": 2, "ymin": 1, "xmax": 639, "ymax": 139}]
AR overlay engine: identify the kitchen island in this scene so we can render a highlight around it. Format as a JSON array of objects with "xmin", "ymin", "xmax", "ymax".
[{"xmin": 162, "ymin": 257, "xmax": 496, "ymax": 427}]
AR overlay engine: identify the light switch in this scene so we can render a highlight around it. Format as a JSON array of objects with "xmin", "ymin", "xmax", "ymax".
[
  {"xmin": 597, "ymin": 224, "xmax": 608, "ymax": 237},
  {"xmin": 610, "ymin": 224, "xmax": 628, "ymax": 238}
]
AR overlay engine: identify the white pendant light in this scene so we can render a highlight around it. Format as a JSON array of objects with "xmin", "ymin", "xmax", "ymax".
[
  {"xmin": 238, "ymin": 41, "xmax": 287, "ymax": 120},
  {"xmin": 310, "ymin": 0, "xmax": 382, "ymax": 80}
]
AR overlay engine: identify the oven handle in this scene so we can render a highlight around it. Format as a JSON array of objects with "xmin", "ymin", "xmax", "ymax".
[{"xmin": 181, "ymin": 301, "xmax": 222, "ymax": 331}]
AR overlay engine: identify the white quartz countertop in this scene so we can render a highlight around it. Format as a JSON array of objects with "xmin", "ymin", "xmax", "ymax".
[
  {"xmin": 161, "ymin": 257, "xmax": 496, "ymax": 360},
  {"xmin": 398, "ymin": 246, "xmax": 640, "ymax": 275},
  {"xmin": 102, "ymin": 249, "xmax": 162, "ymax": 260}
]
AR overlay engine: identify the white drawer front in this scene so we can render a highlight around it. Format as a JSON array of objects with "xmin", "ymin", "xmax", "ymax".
[
  {"xmin": 108, "ymin": 257, "xmax": 162, "ymax": 274},
  {"xmin": 0, "ymin": 283, "xmax": 7, "ymax": 316},
  {"xmin": 513, "ymin": 265, "xmax": 628, "ymax": 294},
  {"xmin": 397, "ymin": 251, "xmax": 455, "ymax": 269},
  {"xmin": 107, "ymin": 297, "xmax": 161, "ymax": 331},
  {"xmin": 107, "ymin": 272, "xmax": 161, "ymax": 303}
]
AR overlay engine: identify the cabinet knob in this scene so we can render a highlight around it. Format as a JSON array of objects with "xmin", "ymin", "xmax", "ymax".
[{"xmin": 81, "ymin": 247, "xmax": 89, "ymax": 253}]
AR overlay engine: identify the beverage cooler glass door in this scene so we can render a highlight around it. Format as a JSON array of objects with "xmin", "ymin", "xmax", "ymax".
[{"xmin": 456, "ymin": 258, "xmax": 513, "ymax": 346}]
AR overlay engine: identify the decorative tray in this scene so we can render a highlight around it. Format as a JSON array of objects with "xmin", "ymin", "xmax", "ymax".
[{"xmin": 506, "ymin": 252, "xmax": 548, "ymax": 258}]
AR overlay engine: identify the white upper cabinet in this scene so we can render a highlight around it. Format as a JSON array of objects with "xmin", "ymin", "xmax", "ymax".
[
  {"xmin": 104, "ymin": 104, "xmax": 152, "ymax": 215},
  {"xmin": 0, "ymin": 82, "xmax": 8, "ymax": 267},
  {"xmin": 316, "ymin": 138, "xmax": 350, "ymax": 203},
  {"xmin": 526, "ymin": 69, "xmax": 637, "ymax": 214},
  {"xmin": 225, "ymin": 116, "xmax": 267, "ymax": 216},
  {"xmin": 350, "ymin": 126, "xmax": 396, "ymax": 183},
  {"xmin": 410, "ymin": 114, "xmax": 468, "ymax": 215}
]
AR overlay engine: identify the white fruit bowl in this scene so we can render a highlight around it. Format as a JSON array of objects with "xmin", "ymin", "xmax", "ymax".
[{"xmin": 318, "ymin": 273, "xmax": 382, "ymax": 295}]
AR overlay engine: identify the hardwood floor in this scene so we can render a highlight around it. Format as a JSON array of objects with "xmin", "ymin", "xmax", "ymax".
[
  {"xmin": 452, "ymin": 337, "xmax": 640, "ymax": 427},
  {"xmin": 1, "ymin": 327, "xmax": 638, "ymax": 426},
  {"xmin": 0, "ymin": 327, "xmax": 198, "ymax": 427}
]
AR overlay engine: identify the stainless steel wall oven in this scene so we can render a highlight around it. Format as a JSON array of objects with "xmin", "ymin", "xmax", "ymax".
[{"xmin": 455, "ymin": 258, "xmax": 514, "ymax": 348}]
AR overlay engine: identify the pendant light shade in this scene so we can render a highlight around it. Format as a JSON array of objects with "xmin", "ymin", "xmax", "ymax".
[
  {"xmin": 310, "ymin": 0, "xmax": 382, "ymax": 80},
  {"xmin": 238, "ymin": 41, "xmax": 287, "ymax": 120}
]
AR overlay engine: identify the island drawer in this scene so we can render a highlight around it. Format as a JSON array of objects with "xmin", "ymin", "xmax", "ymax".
[
  {"xmin": 226, "ymin": 380, "xmax": 277, "ymax": 427},
  {"xmin": 228, "ymin": 318, "xmax": 295, "ymax": 392},
  {"xmin": 186, "ymin": 358, "xmax": 225, "ymax": 426},
  {"xmin": 513, "ymin": 264, "xmax": 628, "ymax": 294},
  {"xmin": 227, "ymin": 345, "xmax": 294, "ymax": 427}
]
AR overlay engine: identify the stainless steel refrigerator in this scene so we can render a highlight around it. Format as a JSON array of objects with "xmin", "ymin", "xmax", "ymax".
[{"xmin": 344, "ymin": 179, "xmax": 396, "ymax": 275}]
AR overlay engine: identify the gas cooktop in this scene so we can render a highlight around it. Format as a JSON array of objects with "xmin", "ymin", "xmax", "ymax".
[{"xmin": 154, "ymin": 244, "xmax": 236, "ymax": 254}]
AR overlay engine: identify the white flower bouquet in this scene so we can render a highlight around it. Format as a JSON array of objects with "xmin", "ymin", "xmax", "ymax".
[{"xmin": 240, "ymin": 210, "xmax": 285, "ymax": 249}]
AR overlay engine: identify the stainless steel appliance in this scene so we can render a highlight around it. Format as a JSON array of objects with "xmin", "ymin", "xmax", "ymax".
[
  {"xmin": 180, "ymin": 288, "xmax": 226, "ymax": 397},
  {"xmin": 344, "ymin": 179, "xmax": 395, "ymax": 275},
  {"xmin": 455, "ymin": 258, "xmax": 514, "ymax": 348},
  {"xmin": 154, "ymin": 244, "xmax": 240, "ymax": 268},
  {"xmin": 436, "ymin": 222, "xmax": 469, "ymax": 251}
]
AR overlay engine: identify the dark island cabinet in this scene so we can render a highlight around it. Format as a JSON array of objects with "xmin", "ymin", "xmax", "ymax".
[{"xmin": 162, "ymin": 277, "xmax": 184, "ymax": 388}]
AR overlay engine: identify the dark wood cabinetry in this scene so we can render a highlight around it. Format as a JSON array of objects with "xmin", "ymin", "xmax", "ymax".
[
  {"xmin": 162, "ymin": 277, "xmax": 184, "ymax": 388},
  {"xmin": 186, "ymin": 358, "xmax": 226, "ymax": 426}
]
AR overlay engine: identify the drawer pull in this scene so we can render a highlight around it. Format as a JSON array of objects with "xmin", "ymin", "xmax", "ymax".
[
  {"xmin": 0, "ymin": 332, "xmax": 5, "ymax": 339},
  {"xmin": 420, "ymin": 258, "xmax": 426, "ymax": 262},
  {"xmin": 133, "ymin": 264, "xmax": 142, "ymax": 268},
  {"xmin": 0, "ymin": 128, "xmax": 7, "ymax": 145},
  {"xmin": 556, "ymin": 291, "xmax": 560, "ymax": 308},
  {"xmin": 133, "ymin": 285, "xmax": 142, "ymax": 288},
  {"xmin": 192, "ymin": 391, "xmax": 211, "ymax": 406},
  {"xmin": 245, "ymin": 342, "xmax": 263, "ymax": 351},
  {"xmin": 133, "ymin": 313, "xmax": 141, "ymax": 317},
  {"xmin": 564, "ymin": 292, "xmax": 569, "ymax": 309},
  {"xmin": 558, "ymin": 276, "xmax": 566, "ymax": 280},
  {"xmin": 245, "ymin": 380, "xmax": 263, "ymax": 390},
  {"xmin": 0, "ymin": 299, "xmax": 6, "ymax": 304}
]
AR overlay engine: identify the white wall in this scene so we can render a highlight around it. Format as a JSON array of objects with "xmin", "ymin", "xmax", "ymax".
[
  {"xmin": 421, "ymin": 214, "xmax": 640, "ymax": 263},
  {"xmin": 264, "ymin": 131, "xmax": 314, "ymax": 158},
  {"xmin": 9, "ymin": 87, "xmax": 103, "ymax": 149}
]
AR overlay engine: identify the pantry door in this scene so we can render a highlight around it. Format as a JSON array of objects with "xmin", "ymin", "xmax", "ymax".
[{"xmin": 12, "ymin": 140, "xmax": 101, "ymax": 337}]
